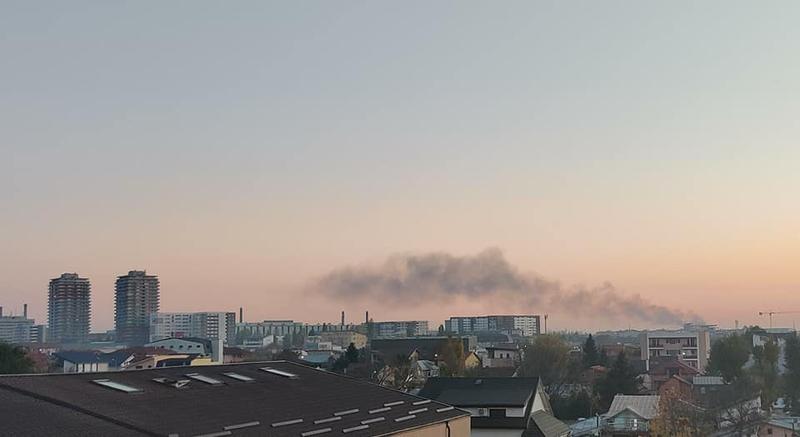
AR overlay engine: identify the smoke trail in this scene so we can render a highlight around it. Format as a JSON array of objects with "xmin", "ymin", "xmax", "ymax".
[{"xmin": 316, "ymin": 248, "xmax": 702, "ymax": 325}]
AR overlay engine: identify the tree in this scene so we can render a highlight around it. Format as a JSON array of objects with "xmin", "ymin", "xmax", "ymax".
[
  {"xmin": 596, "ymin": 351, "xmax": 639, "ymax": 410},
  {"xmin": 437, "ymin": 337, "xmax": 465, "ymax": 377},
  {"xmin": 582, "ymin": 334, "xmax": 599, "ymax": 368},
  {"xmin": 750, "ymin": 340, "xmax": 779, "ymax": 408},
  {"xmin": 707, "ymin": 334, "xmax": 750, "ymax": 382},
  {"xmin": 784, "ymin": 333, "xmax": 800, "ymax": 414},
  {"xmin": 273, "ymin": 348, "xmax": 301, "ymax": 362},
  {"xmin": 345, "ymin": 343, "xmax": 359, "ymax": 364},
  {"xmin": 519, "ymin": 334, "xmax": 571, "ymax": 394},
  {"xmin": 0, "ymin": 343, "xmax": 33, "ymax": 374}
]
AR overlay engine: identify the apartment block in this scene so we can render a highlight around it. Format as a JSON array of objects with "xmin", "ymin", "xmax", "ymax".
[
  {"xmin": 115, "ymin": 270, "xmax": 160, "ymax": 346},
  {"xmin": 640, "ymin": 329, "xmax": 711, "ymax": 372},
  {"xmin": 150, "ymin": 311, "xmax": 237, "ymax": 345},
  {"xmin": 48, "ymin": 273, "xmax": 91, "ymax": 344},
  {"xmin": 445, "ymin": 314, "xmax": 541, "ymax": 337},
  {"xmin": 0, "ymin": 307, "xmax": 34, "ymax": 344}
]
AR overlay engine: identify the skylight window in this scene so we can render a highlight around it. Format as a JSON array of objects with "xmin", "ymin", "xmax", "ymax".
[
  {"xmin": 260, "ymin": 367, "xmax": 298, "ymax": 378},
  {"xmin": 93, "ymin": 379, "xmax": 142, "ymax": 393},
  {"xmin": 222, "ymin": 372, "xmax": 255, "ymax": 382},
  {"xmin": 186, "ymin": 373, "xmax": 224, "ymax": 385}
]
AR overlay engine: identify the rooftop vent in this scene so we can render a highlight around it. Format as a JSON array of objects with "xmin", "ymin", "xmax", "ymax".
[
  {"xmin": 436, "ymin": 406, "xmax": 455, "ymax": 413},
  {"xmin": 92, "ymin": 379, "xmax": 142, "ymax": 393},
  {"xmin": 412, "ymin": 399, "xmax": 431, "ymax": 406},
  {"xmin": 361, "ymin": 417, "xmax": 385, "ymax": 425},
  {"xmin": 222, "ymin": 372, "xmax": 254, "ymax": 382},
  {"xmin": 313, "ymin": 417, "xmax": 342, "ymax": 425},
  {"xmin": 394, "ymin": 415, "xmax": 416, "ymax": 422},
  {"xmin": 342, "ymin": 425, "xmax": 369, "ymax": 433},
  {"xmin": 369, "ymin": 407, "xmax": 391, "ymax": 414},
  {"xmin": 260, "ymin": 367, "xmax": 298, "ymax": 379},
  {"xmin": 186, "ymin": 373, "xmax": 224, "ymax": 385},
  {"xmin": 408, "ymin": 408, "xmax": 428, "ymax": 415}
]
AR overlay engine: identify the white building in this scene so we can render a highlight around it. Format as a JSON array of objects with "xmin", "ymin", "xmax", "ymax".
[
  {"xmin": 0, "ymin": 314, "xmax": 34, "ymax": 344},
  {"xmin": 146, "ymin": 337, "xmax": 223, "ymax": 363},
  {"xmin": 149, "ymin": 312, "xmax": 236, "ymax": 345},
  {"xmin": 640, "ymin": 329, "xmax": 711, "ymax": 372},
  {"xmin": 445, "ymin": 315, "xmax": 541, "ymax": 337},
  {"xmin": 371, "ymin": 320, "xmax": 429, "ymax": 338}
]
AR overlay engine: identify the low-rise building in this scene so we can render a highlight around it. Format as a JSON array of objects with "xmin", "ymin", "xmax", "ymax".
[
  {"xmin": 146, "ymin": 337, "xmax": 223, "ymax": 363},
  {"xmin": 418, "ymin": 377, "xmax": 568, "ymax": 437},
  {"xmin": 603, "ymin": 395, "xmax": 661, "ymax": 436},
  {"xmin": 0, "ymin": 361, "xmax": 471, "ymax": 437},
  {"xmin": 319, "ymin": 330, "xmax": 367, "ymax": 348},
  {"xmin": 149, "ymin": 311, "xmax": 236, "ymax": 345},
  {"xmin": 372, "ymin": 320, "xmax": 430, "ymax": 338}
]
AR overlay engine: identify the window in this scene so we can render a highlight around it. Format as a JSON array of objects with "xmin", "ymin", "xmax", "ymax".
[
  {"xmin": 93, "ymin": 379, "xmax": 142, "ymax": 393},
  {"xmin": 489, "ymin": 409, "xmax": 506, "ymax": 418},
  {"xmin": 186, "ymin": 373, "xmax": 223, "ymax": 385}
]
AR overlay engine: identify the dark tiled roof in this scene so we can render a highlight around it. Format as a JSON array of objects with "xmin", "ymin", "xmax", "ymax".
[
  {"xmin": 0, "ymin": 361, "xmax": 467, "ymax": 437},
  {"xmin": 418, "ymin": 377, "xmax": 540, "ymax": 407},
  {"xmin": 523, "ymin": 411, "xmax": 570, "ymax": 437}
]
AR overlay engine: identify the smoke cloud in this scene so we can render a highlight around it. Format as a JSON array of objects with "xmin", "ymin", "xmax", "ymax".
[{"xmin": 316, "ymin": 248, "xmax": 702, "ymax": 326}]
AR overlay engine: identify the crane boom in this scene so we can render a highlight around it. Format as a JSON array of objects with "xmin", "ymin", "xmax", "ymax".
[{"xmin": 758, "ymin": 310, "xmax": 800, "ymax": 329}]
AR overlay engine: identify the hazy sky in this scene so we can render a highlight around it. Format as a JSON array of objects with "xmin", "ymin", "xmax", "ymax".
[{"xmin": 2, "ymin": 1, "xmax": 799, "ymax": 331}]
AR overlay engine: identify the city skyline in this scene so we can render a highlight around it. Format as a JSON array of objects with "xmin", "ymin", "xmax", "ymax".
[{"xmin": 3, "ymin": 1, "xmax": 800, "ymax": 331}]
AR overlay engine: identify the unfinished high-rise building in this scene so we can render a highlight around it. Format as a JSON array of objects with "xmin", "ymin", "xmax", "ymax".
[
  {"xmin": 115, "ymin": 270, "xmax": 160, "ymax": 346},
  {"xmin": 48, "ymin": 273, "xmax": 91, "ymax": 344}
]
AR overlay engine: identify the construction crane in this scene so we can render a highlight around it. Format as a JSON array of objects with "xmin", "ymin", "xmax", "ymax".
[{"xmin": 758, "ymin": 310, "xmax": 800, "ymax": 329}]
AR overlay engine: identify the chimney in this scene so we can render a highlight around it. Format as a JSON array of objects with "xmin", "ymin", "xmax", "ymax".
[
  {"xmin": 0, "ymin": 306, "xmax": 3, "ymax": 317},
  {"xmin": 239, "ymin": 307, "xmax": 243, "ymax": 324},
  {"xmin": 365, "ymin": 310, "xmax": 369, "ymax": 324},
  {"xmin": 23, "ymin": 304, "xmax": 28, "ymax": 319},
  {"xmin": 341, "ymin": 311, "xmax": 345, "ymax": 327}
]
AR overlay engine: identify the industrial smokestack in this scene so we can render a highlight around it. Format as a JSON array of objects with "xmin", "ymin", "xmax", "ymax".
[
  {"xmin": 341, "ymin": 311, "xmax": 345, "ymax": 326},
  {"xmin": 23, "ymin": 304, "xmax": 28, "ymax": 319},
  {"xmin": 365, "ymin": 310, "xmax": 369, "ymax": 324},
  {"xmin": 0, "ymin": 306, "xmax": 3, "ymax": 317},
  {"xmin": 239, "ymin": 307, "xmax": 243, "ymax": 324}
]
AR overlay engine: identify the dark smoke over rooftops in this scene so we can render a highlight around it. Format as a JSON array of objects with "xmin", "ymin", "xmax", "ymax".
[{"xmin": 316, "ymin": 248, "xmax": 702, "ymax": 326}]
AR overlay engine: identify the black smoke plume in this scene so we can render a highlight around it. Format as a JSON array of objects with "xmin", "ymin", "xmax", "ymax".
[{"xmin": 316, "ymin": 248, "xmax": 702, "ymax": 326}]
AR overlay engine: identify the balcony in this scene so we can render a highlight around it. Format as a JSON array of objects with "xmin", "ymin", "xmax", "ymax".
[{"xmin": 604, "ymin": 419, "xmax": 650, "ymax": 434}]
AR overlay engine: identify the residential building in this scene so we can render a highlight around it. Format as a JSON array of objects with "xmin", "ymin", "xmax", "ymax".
[
  {"xmin": 640, "ymin": 329, "xmax": 710, "ymax": 372},
  {"xmin": 54, "ymin": 351, "xmax": 110, "ymax": 373},
  {"xmin": 48, "ymin": 273, "xmax": 92, "ymax": 344},
  {"xmin": 446, "ymin": 315, "xmax": 541, "ymax": 337},
  {"xmin": 319, "ymin": 330, "xmax": 368, "ymax": 348},
  {"xmin": 0, "ymin": 361, "xmax": 471, "ymax": 437},
  {"xmin": 483, "ymin": 344, "xmax": 521, "ymax": 368},
  {"xmin": 372, "ymin": 320, "xmax": 430, "ymax": 338},
  {"xmin": 0, "ymin": 306, "xmax": 34, "ymax": 344},
  {"xmin": 125, "ymin": 354, "xmax": 214, "ymax": 369},
  {"xmin": 646, "ymin": 357, "xmax": 700, "ymax": 393},
  {"xmin": 603, "ymin": 395, "xmax": 660, "ymax": 436},
  {"xmin": 418, "ymin": 377, "xmax": 568, "ymax": 437},
  {"xmin": 149, "ymin": 311, "xmax": 237, "ymax": 345},
  {"xmin": 758, "ymin": 417, "xmax": 800, "ymax": 437},
  {"xmin": 115, "ymin": 270, "xmax": 159, "ymax": 346},
  {"xmin": 146, "ymin": 337, "xmax": 223, "ymax": 363}
]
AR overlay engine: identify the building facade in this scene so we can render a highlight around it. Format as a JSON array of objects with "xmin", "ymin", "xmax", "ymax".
[
  {"xmin": 372, "ymin": 320, "xmax": 429, "ymax": 338},
  {"xmin": 445, "ymin": 315, "xmax": 541, "ymax": 337},
  {"xmin": 318, "ymin": 330, "xmax": 368, "ymax": 349},
  {"xmin": 150, "ymin": 311, "xmax": 237, "ymax": 345},
  {"xmin": 115, "ymin": 270, "xmax": 160, "ymax": 346},
  {"xmin": 0, "ymin": 314, "xmax": 34, "ymax": 344},
  {"xmin": 48, "ymin": 273, "xmax": 91, "ymax": 344},
  {"xmin": 640, "ymin": 329, "xmax": 711, "ymax": 372}
]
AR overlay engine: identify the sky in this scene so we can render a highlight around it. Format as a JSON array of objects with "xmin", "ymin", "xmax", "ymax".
[{"xmin": 2, "ymin": 1, "xmax": 799, "ymax": 332}]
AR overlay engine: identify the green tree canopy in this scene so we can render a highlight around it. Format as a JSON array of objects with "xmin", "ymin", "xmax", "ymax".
[
  {"xmin": 596, "ymin": 351, "xmax": 639, "ymax": 410},
  {"xmin": 519, "ymin": 334, "xmax": 570, "ymax": 392},
  {"xmin": 582, "ymin": 334, "xmax": 599, "ymax": 368},
  {"xmin": 345, "ymin": 342, "xmax": 359, "ymax": 364},
  {"xmin": 707, "ymin": 334, "xmax": 751, "ymax": 382},
  {"xmin": 0, "ymin": 343, "xmax": 33, "ymax": 374}
]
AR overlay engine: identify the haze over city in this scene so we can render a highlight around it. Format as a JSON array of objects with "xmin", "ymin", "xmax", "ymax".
[{"xmin": 3, "ymin": 1, "xmax": 800, "ymax": 332}]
